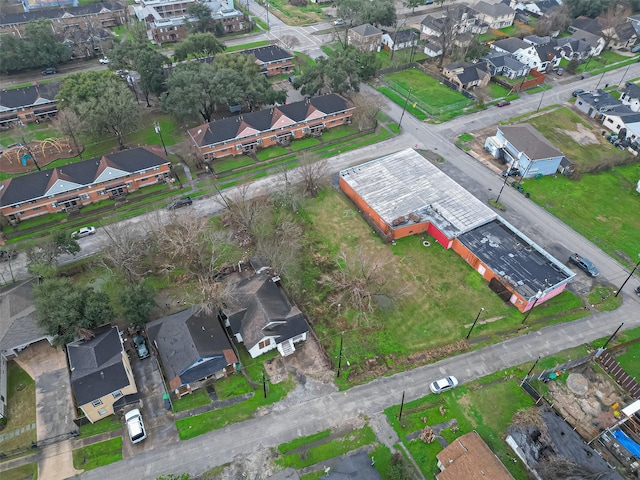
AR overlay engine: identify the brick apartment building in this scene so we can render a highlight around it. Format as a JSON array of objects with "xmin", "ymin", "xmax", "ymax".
[
  {"xmin": 188, "ymin": 94, "xmax": 355, "ymax": 161},
  {"xmin": 0, "ymin": 146, "xmax": 171, "ymax": 223},
  {"xmin": 0, "ymin": 82, "xmax": 61, "ymax": 126},
  {"xmin": 240, "ymin": 45, "xmax": 294, "ymax": 76}
]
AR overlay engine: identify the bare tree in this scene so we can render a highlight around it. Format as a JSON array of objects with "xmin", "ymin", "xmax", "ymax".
[
  {"xmin": 255, "ymin": 210, "xmax": 304, "ymax": 278},
  {"xmin": 280, "ymin": 35, "xmax": 300, "ymax": 50},
  {"xmin": 349, "ymin": 92, "xmax": 385, "ymax": 131},
  {"xmin": 53, "ymin": 110, "xmax": 84, "ymax": 160},
  {"xmin": 598, "ymin": 6, "xmax": 632, "ymax": 50},
  {"xmin": 435, "ymin": 5, "xmax": 462, "ymax": 67},
  {"xmin": 473, "ymin": 85, "xmax": 489, "ymax": 106},
  {"xmin": 222, "ymin": 184, "xmax": 270, "ymax": 246},
  {"xmin": 98, "ymin": 223, "xmax": 152, "ymax": 284},
  {"xmin": 537, "ymin": 456, "xmax": 607, "ymax": 480},
  {"xmin": 534, "ymin": 5, "xmax": 571, "ymax": 37},
  {"xmin": 297, "ymin": 153, "xmax": 328, "ymax": 198},
  {"xmin": 185, "ymin": 275, "xmax": 237, "ymax": 316}
]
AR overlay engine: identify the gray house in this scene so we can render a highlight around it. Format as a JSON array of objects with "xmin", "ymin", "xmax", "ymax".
[
  {"xmin": 574, "ymin": 89, "xmax": 621, "ymax": 119},
  {"xmin": 484, "ymin": 124, "xmax": 565, "ymax": 177}
]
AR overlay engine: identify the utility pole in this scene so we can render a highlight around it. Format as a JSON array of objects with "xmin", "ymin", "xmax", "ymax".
[
  {"xmin": 601, "ymin": 323, "xmax": 624, "ymax": 351},
  {"xmin": 466, "ymin": 307, "xmax": 485, "ymax": 340},
  {"xmin": 536, "ymin": 88, "xmax": 546, "ymax": 112},
  {"xmin": 398, "ymin": 88, "xmax": 412, "ymax": 130},
  {"xmin": 398, "ymin": 391, "xmax": 405, "ymax": 420},
  {"xmin": 520, "ymin": 356, "xmax": 540, "ymax": 386},
  {"xmin": 614, "ymin": 254, "xmax": 640, "ymax": 297},
  {"xmin": 336, "ymin": 332, "xmax": 344, "ymax": 378},
  {"xmin": 155, "ymin": 122, "xmax": 168, "ymax": 156},
  {"xmin": 262, "ymin": 370, "xmax": 268, "ymax": 398},
  {"xmin": 521, "ymin": 282, "xmax": 547, "ymax": 326}
]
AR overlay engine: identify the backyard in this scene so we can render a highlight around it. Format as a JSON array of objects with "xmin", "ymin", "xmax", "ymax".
[{"xmin": 0, "ymin": 361, "xmax": 36, "ymax": 455}]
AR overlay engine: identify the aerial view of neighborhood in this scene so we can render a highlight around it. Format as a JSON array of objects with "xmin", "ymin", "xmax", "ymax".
[{"xmin": 1, "ymin": 0, "xmax": 640, "ymax": 477}]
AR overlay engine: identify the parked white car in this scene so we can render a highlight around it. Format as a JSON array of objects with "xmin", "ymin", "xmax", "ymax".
[
  {"xmin": 125, "ymin": 409, "xmax": 147, "ymax": 444},
  {"xmin": 99, "ymin": 57, "xmax": 110, "ymax": 64},
  {"xmin": 71, "ymin": 226, "xmax": 96, "ymax": 239},
  {"xmin": 429, "ymin": 376, "xmax": 459, "ymax": 394}
]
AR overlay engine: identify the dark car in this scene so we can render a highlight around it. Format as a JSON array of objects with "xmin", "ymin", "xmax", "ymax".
[
  {"xmin": 167, "ymin": 197, "xmax": 193, "ymax": 210},
  {"xmin": 133, "ymin": 334, "xmax": 150, "ymax": 359},
  {"xmin": 496, "ymin": 100, "xmax": 511, "ymax": 107},
  {"xmin": 569, "ymin": 253, "xmax": 599, "ymax": 277},
  {"xmin": 41, "ymin": 67, "xmax": 57, "ymax": 75},
  {"xmin": 502, "ymin": 167, "xmax": 522, "ymax": 177},
  {"xmin": 0, "ymin": 249, "xmax": 17, "ymax": 262},
  {"xmin": 556, "ymin": 67, "xmax": 564, "ymax": 76},
  {"xmin": 572, "ymin": 89, "xmax": 585, "ymax": 97}
]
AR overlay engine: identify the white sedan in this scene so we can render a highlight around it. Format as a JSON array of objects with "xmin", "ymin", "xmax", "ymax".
[
  {"xmin": 99, "ymin": 57, "xmax": 110, "ymax": 64},
  {"xmin": 72, "ymin": 226, "xmax": 96, "ymax": 239},
  {"xmin": 429, "ymin": 376, "xmax": 459, "ymax": 394}
]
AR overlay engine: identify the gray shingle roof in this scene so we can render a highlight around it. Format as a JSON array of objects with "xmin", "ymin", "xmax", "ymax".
[
  {"xmin": 147, "ymin": 307, "xmax": 237, "ymax": 389},
  {"xmin": 577, "ymin": 89, "xmax": 621, "ymax": 111},
  {"xmin": 0, "ymin": 146, "xmax": 169, "ymax": 208},
  {"xmin": 473, "ymin": 0, "xmax": 514, "ymax": 17},
  {"xmin": 241, "ymin": 45, "xmax": 293, "ymax": 64},
  {"xmin": 0, "ymin": 82, "xmax": 60, "ymax": 110},
  {"xmin": 492, "ymin": 37, "xmax": 529, "ymax": 53},
  {"xmin": 624, "ymin": 82, "xmax": 640, "ymax": 100},
  {"xmin": 351, "ymin": 23, "xmax": 383, "ymax": 37},
  {"xmin": 0, "ymin": 280, "xmax": 48, "ymax": 353},
  {"xmin": 67, "ymin": 325, "xmax": 131, "ymax": 406},
  {"xmin": 499, "ymin": 124, "xmax": 563, "ymax": 161},
  {"xmin": 223, "ymin": 274, "xmax": 309, "ymax": 352},
  {"xmin": 0, "ymin": 2, "xmax": 123, "ymax": 26}
]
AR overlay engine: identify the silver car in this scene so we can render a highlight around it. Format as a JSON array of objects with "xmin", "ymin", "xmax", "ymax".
[{"xmin": 429, "ymin": 376, "xmax": 459, "ymax": 394}]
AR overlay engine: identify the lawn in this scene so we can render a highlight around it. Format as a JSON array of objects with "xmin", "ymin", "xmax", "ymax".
[
  {"xmin": 521, "ymin": 159, "xmax": 640, "ymax": 266},
  {"xmin": 614, "ymin": 341, "xmax": 640, "ymax": 378},
  {"xmin": 487, "ymin": 82, "xmax": 511, "ymax": 100},
  {"xmin": 376, "ymin": 47, "xmax": 427, "ymax": 69},
  {"xmin": 173, "ymin": 388, "xmax": 211, "ymax": 413},
  {"xmin": 225, "ymin": 40, "xmax": 270, "ymax": 53},
  {"xmin": 78, "ymin": 415, "xmax": 122, "ymax": 439},
  {"xmin": 377, "ymin": 86, "xmax": 427, "ymax": 120},
  {"xmin": 260, "ymin": 0, "xmax": 328, "ymax": 25},
  {"xmin": 385, "ymin": 376, "xmax": 533, "ymax": 479},
  {"xmin": 1, "ymin": 361, "xmax": 37, "ymax": 454},
  {"xmin": 298, "ymin": 189, "xmax": 587, "ymax": 388},
  {"xmin": 320, "ymin": 124, "xmax": 360, "ymax": 142},
  {"xmin": 0, "ymin": 463, "xmax": 38, "ymax": 480},
  {"xmin": 256, "ymin": 146, "xmax": 289, "ymax": 161},
  {"xmin": 72, "ymin": 437, "xmax": 123, "ymax": 471},
  {"xmin": 212, "ymin": 156, "xmax": 255, "ymax": 174},
  {"xmin": 384, "ymin": 69, "xmax": 473, "ymax": 112},
  {"xmin": 527, "ymin": 107, "xmax": 629, "ymax": 172},
  {"xmin": 290, "ymin": 137, "xmax": 321, "ymax": 151}
]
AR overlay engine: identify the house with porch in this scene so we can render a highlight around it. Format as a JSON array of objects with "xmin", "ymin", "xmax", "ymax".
[
  {"xmin": 67, "ymin": 325, "xmax": 138, "ymax": 423},
  {"xmin": 339, "ymin": 149, "xmax": 574, "ymax": 313},
  {"xmin": 222, "ymin": 270, "xmax": 309, "ymax": 358},
  {"xmin": 0, "ymin": 82, "xmax": 60, "ymax": 127},
  {"xmin": 472, "ymin": 1, "xmax": 515, "ymax": 29},
  {"xmin": 570, "ymin": 15, "xmax": 637, "ymax": 51},
  {"xmin": 620, "ymin": 82, "xmax": 640, "ymax": 112},
  {"xmin": 574, "ymin": 89, "xmax": 621, "ymax": 120},
  {"xmin": 483, "ymin": 52, "xmax": 529, "ymax": 78},
  {"xmin": 0, "ymin": 146, "xmax": 171, "ymax": 224},
  {"xmin": 381, "ymin": 28, "xmax": 419, "ymax": 51},
  {"xmin": 188, "ymin": 94, "xmax": 354, "ymax": 161},
  {"xmin": 348, "ymin": 23, "xmax": 383, "ymax": 52},
  {"xmin": 556, "ymin": 31, "xmax": 605, "ymax": 60},
  {"xmin": 147, "ymin": 307, "xmax": 238, "ymax": 398},
  {"xmin": 241, "ymin": 45, "xmax": 294, "ymax": 76},
  {"xmin": 442, "ymin": 61, "xmax": 491, "ymax": 90},
  {"xmin": 484, "ymin": 124, "xmax": 565, "ymax": 177},
  {"xmin": 490, "ymin": 37, "xmax": 537, "ymax": 63}
]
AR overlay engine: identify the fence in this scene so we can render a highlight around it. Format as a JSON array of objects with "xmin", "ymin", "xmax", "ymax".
[
  {"xmin": 383, "ymin": 78, "xmax": 473, "ymax": 116},
  {"xmin": 596, "ymin": 351, "xmax": 640, "ymax": 398}
]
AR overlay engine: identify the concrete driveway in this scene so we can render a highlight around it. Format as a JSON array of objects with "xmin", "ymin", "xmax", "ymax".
[
  {"xmin": 14, "ymin": 339, "xmax": 82, "ymax": 480},
  {"xmin": 121, "ymin": 353, "xmax": 178, "ymax": 458}
]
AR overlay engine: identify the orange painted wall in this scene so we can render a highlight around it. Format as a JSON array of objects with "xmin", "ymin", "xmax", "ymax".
[
  {"xmin": 339, "ymin": 178, "xmax": 392, "ymax": 237},
  {"xmin": 392, "ymin": 222, "xmax": 430, "ymax": 239}
]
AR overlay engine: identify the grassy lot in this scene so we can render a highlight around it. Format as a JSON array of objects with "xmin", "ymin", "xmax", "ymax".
[
  {"xmin": 290, "ymin": 137, "xmax": 321, "ymax": 151},
  {"xmin": 0, "ymin": 462, "xmax": 38, "ymax": 480},
  {"xmin": 212, "ymin": 156, "xmax": 255, "ymax": 174},
  {"xmin": 1, "ymin": 361, "xmax": 37, "ymax": 453},
  {"xmin": 385, "ymin": 374, "xmax": 533, "ymax": 479},
  {"xmin": 487, "ymin": 82, "xmax": 511, "ymax": 99},
  {"xmin": 261, "ymin": 0, "xmax": 328, "ymax": 26},
  {"xmin": 521, "ymin": 162, "xmax": 640, "ymax": 265},
  {"xmin": 72, "ymin": 437, "xmax": 123, "ymax": 471},
  {"xmin": 256, "ymin": 146, "xmax": 289, "ymax": 161},
  {"xmin": 613, "ymin": 339, "xmax": 640, "ymax": 378},
  {"xmin": 275, "ymin": 425, "xmax": 376, "ymax": 469},
  {"xmin": 377, "ymin": 86, "xmax": 427, "ymax": 120},
  {"xmin": 319, "ymin": 124, "xmax": 359, "ymax": 142},
  {"xmin": 173, "ymin": 388, "xmax": 211, "ymax": 413},
  {"xmin": 376, "ymin": 47, "xmax": 427, "ymax": 69},
  {"xmin": 526, "ymin": 107, "xmax": 630, "ymax": 172},
  {"xmin": 298, "ymin": 189, "xmax": 587, "ymax": 387},
  {"xmin": 225, "ymin": 40, "xmax": 271, "ymax": 53},
  {"xmin": 384, "ymin": 69, "xmax": 473, "ymax": 111},
  {"xmin": 78, "ymin": 415, "xmax": 122, "ymax": 439}
]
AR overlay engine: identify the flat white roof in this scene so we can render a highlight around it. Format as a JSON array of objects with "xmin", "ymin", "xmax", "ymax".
[{"xmin": 340, "ymin": 148, "xmax": 496, "ymax": 236}]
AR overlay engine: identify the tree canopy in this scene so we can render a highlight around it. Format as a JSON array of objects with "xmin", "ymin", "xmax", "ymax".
[
  {"xmin": 187, "ymin": 2, "xmax": 216, "ymax": 33},
  {"xmin": 34, "ymin": 277, "xmax": 115, "ymax": 347},
  {"xmin": 336, "ymin": 0, "xmax": 397, "ymax": 27},
  {"xmin": 0, "ymin": 19, "xmax": 72, "ymax": 73},
  {"xmin": 26, "ymin": 230, "xmax": 80, "ymax": 276},
  {"xmin": 172, "ymin": 33, "xmax": 227, "ymax": 61}
]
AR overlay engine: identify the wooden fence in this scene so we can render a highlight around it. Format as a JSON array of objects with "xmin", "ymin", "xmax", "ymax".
[{"xmin": 597, "ymin": 351, "xmax": 640, "ymax": 398}]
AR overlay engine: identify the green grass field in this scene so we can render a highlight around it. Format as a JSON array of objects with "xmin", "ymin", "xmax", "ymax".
[
  {"xmin": 2, "ymin": 361, "xmax": 36, "ymax": 453},
  {"xmin": 384, "ymin": 69, "xmax": 473, "ymax": 110},
  {"xmin": 527, "ymin": 107, "xmax": 629, "ymax": 172},
  {"xmin": 72, "ymin": 437, "xmax": 123, "ymax": 471},
  {"xmin": 78, "ymin": 415, "xmax": 122, "ymax": 439}
]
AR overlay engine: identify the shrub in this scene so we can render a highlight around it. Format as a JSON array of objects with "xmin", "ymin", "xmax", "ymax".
[{"xmin": 289, "ymin": 0, "xmax": 307, "ymax": 6}]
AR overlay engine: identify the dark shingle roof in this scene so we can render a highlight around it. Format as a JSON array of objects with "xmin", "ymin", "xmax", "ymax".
[
  {"xmin": 383, "ymin": 28, "xmax": 418, "ymax": 44},
  {"xmin": 242, "ymin": 45, "xmax": 293, "ymax": 64},
  {"xmin": 0, "ymin": 146, "xmax": 169, "ymax": 207},
  {"xmin": 0, "ymin": 280, "xmax": 48, "ymax": 353},
  {"xmin": 67, "ymin": 325, "xmax": 131, "ymax": 406},
  {"xmin": 351, "ymin": 23, "xmax": 383, "ymax": 37},
  {"xmin": 147, "ymin": 307, "xmax": 236, "ymax": 388},
  {"xmin": 624, "ymin": 82, "xmax": 640, "ymax": 100},
  {"xmin": 190, "ymin": 94, "xmax": 351, "ymax": 147},
  {"xmin": 571, "ymin": 16, "xmax": 601, "ymax": 35},
  {"xmin": 223, "ymin": 273, "xmax": 309, "ymax": 352},
  {"xmin": 0, "ymin": 2, "xmax": 124, "ymax": 26},
  {"xmin": 577, "ymin": 89, "xmax": 621, "ymax": 111},
  {"xmin": 0, "ymin": 82, "xmax": 60, "ymax": 110},
  {"xmin": 499, "ymin": 123, "xmax": 563, "ymax": 161},
  {"xmin": 492, "ymin": 37, "xmax": 529, "ymax": 53},
  {"xmin": 473, "ymin": 1, "xmax": 514, "ymax": 18},
  {"xmin": 457, "ymin": 63, "xmax": 489, "ymax": 84},
  {"xmin": 484, "ymin": 53, "xmax": 526, "ymax": 71}
]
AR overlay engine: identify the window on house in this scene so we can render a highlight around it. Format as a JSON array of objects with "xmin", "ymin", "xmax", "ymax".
[
  {"xmin": 112, "ymin": 390, "xmax": 122, "ymax": 398},
  {"xmin": 92, "ymin": 399, "xmax": 103, "ymax": 407},
  {"xmin": 259, "ymin": 339, "xmax": 271, "ymax": 349},
  {"xmin": 98, "ymin": 408, "xmax": 107, "ymax": 415}
]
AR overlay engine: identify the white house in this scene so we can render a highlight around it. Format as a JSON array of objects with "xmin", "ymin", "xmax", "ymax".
[
  {"xmin": 620, "ymin": 82, "xmax": 640, "ymax": 112},
  {"xmin": 381, "ymin": 28, "xmax": 419, "ymax": 51},
  {"xmin": 473, "ymin": 1, "xmax": 515, "ymax": 29},
  {"xmin": 491, "ymin": 37, "xmax": 537, "ymax": 64}
]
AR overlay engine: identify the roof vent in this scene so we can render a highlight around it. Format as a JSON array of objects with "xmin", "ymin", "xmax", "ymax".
[{"xmin": 197, "ymin": 129, "xmax": 202, "ymax": 135}]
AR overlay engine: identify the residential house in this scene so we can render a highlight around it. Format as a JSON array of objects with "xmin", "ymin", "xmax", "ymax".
[
  {"xmin": 574, "ymin": 89, "xmax": 621, "ymax": 119},
  {"xmin": 339, "ymin": 149, "xmax": 574, "ymax": 312},
  {"xmin": 241, "ymin": 45, "xmax": 294, "ymax": 76},
  {"xmin": 135, "ymin": 0, "xmax": 245, "ymax": 45},
  {"xmin": 472, "ymin": 1, "xmax": 515, "ymax": 29},
  {"xmin": 436, "ymin": 431, "xmax": 514, "ymax": 480},
  {"xmin": 424, "ymin": 41, "xmax": 443, "ymax": 58},
  {"xmin": 570, "ymin": 15, "xmax": 636, "ymax": 51},
  {"xmin": 0, "ymin": 146, "xmax": 171, "ymax": 224},
  {"xmin": 0, "ymin": 280, "xmax": 53, "ymax": 419},
  {"xmin": 484, "ymin": 124, "xmax": 565, "ymax": 177},
  {"xmin": 381, "ymin": 28, "xmax": 419, "ymax": 51},
  {"xmin": 188, "ymin": 94, "xmax": 354, "ymax": 161},
  {"xmin": 483, "ymin": 52, "xmax": 529, "ymax": 78},
  {"xmin": 556, "ymin": 34, "xmax": 603, "ymax": 60},
  {"xmin": 348, "ymin": 23, "xmax": 383, "ymax": 52},
  {"xmin": 0, "ymin": 2, "xmax": 124, "ymax": 56},
  {"xmin": 442, "ymin": 61, "xmax": 491, "ymax": 90},
  {"xmin": 620, "ymin": 82, "xmax": 640, "ymax": 112},
  {"xmin": 222, "ymin": 271, "xmax": 310, "ymax": 358},
  {"xmin": 490, "ymin": 37, "xmax": 537, "ymax": 64},
  {"xmin": 67, "ymin": 325, "xmax": 138, "ymax": 423},
  {"xmin": 0, "ymin": 82, "xmax": 60, "ymax": 127},
  {"xmin": 510, "ymin": 0, "xmax": 563, "ymax": 18},
  {"xmin": 600, "ymin": 108, "xmax": 640, "ymax": 141},
  {"xmin": 147, "ymin": 307, "xmax": 238, "ymax": 398},
  {"xmin": 420, "ymin": 6, "xmax": 488, "ymax": 40},
  {"xmin": 521, "ymin": 35, "xmax": 560, "ymax": 71}
]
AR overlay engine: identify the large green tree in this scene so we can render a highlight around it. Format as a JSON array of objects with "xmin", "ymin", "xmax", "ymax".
[
  {"xmin": 0, "ymin": 19, "xmax": 71, "ymax": 73},
  {"xmin": 120, "ymin": 281, "xmax": 156, "ymax": 324},
  {"xmin": 56, "ymin": 70, "xmax": 117, "ymax": 112},
  {"xmin": 26, "ymin": 231, "xmax": 80, "ymax": 276},
  {"xmin": 136, "ymin": 49, "xmax": 169, "ymax": 106},
  {"xmin": 187, "ymin": 2, "xmax": 215, "ymax": 33},
  {"xmin": 172, "ymin": 33, "xmax": 226, "ymax": 61},
  {"xmin": 34, "ymin": 277, "xmax": 115, "ymax": 347}
]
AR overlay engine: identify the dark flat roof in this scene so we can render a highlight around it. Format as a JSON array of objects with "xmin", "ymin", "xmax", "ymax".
[{"xmin": 457, "ymin": 219, "xmax": 574, "ymax": 298}]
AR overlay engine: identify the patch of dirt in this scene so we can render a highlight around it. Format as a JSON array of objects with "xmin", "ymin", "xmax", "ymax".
[
  {"xmin": 561, "ymin": 122, "xmax": 600, "ymax": 145},
  {"xmin": 0, "ymin": 138, "xmax": 80, "ymax": 174},
  {"xmin": 264, "ymin": 333, "xmax": 334, "ymax": 385}
]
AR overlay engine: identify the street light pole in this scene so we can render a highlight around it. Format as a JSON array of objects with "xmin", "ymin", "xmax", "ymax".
[
  {"xmin": 155, "ymin": 122, "xmax": 168, "ymax": 156},
  {"xmin": 466, "ymin": 307, "xmax": 485, "ymax": 340},
  {"xmin": 398, "ymin": 88, "xmax": 412, "ymax": 130},
  {"xmin": 614, "ymin": 254, "xmax": 640, "ymax": 297},
  {"xmin": 521, "ymin": 289, "xmax": 543, "ymax": 326},
  {"xmin": 536, "ymin": 88, "xmax": 546, "ymax": 112},
  {"xmin": 336, "ymin": 332, "xmax": 344, "ymax": 378},
  {"xmin": 495, "ymin": 160, "xmax": 518, "ymax": 205}
]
